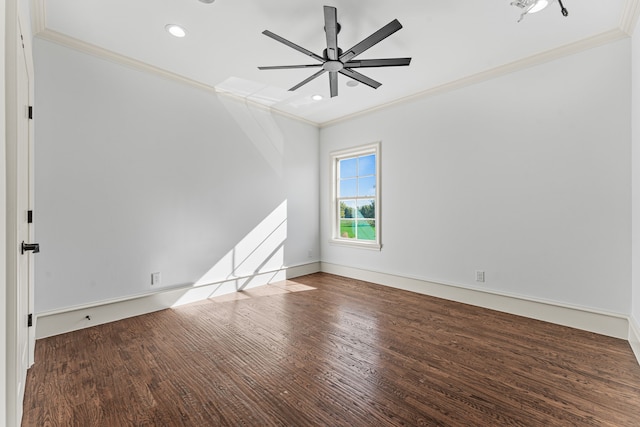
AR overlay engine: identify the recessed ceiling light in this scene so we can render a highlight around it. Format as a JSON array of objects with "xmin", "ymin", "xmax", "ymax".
[
  {"xmin": 199, "ymin": 0, "xmax": 215, "ymax": 3},
  {"xmin": 165, "ymin": 24, "xmax": 187, "ymax": 38},
  {"xmin": 346, "ymin": 80, "xmax": 359, "ymax": 87},
  {"xmin": 311, "ymin": 94, "xmax": 323, "ymax": 101}
]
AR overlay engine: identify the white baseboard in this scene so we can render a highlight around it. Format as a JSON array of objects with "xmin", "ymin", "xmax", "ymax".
[
  {"xmin": 629, "ymin": 317, "xmax": 640, "ymax": 365},
  {"xmin": 285, "ymin": 262, "xmax": 321, "ymax": 279},
  {"xmin": 37, "ymin": 260, "xmax": 633, "ymax": 351},
  {"xmin": 320, "ymin": 262, "xmax": 630, "ymax": 340},
  {"xmin": 35, "ymin": 262, "xmax": 320, "ymax": 339}
]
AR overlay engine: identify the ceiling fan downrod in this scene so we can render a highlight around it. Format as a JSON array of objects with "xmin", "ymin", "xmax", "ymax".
[{"xmin": 558, "ymin": 0, "xmax": 568, "ymax": 17}]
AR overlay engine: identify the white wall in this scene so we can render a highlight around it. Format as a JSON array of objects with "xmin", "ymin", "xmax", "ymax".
[
  {"xmin": 632, "ymin": 24, "xmax": 640, "ymax": 330},
  {"xmin": 321, "ymin": 39, "xmax": 631, "ymax": 315},
  {"xmin": 0, "ymin": 0, "xmax": 7, "ymax": 422},
  {"xmin": 33, "ymin": 38, "xmax": 319, "ymax": 313}
]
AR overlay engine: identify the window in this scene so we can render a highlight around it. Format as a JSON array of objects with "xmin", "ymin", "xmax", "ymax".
[{"xmin": 330, "ymin": 142, "xmax": 381, "ymax": 249}]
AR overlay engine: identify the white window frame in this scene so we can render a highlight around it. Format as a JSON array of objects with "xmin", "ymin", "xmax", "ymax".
[{"xmin": 330, "ymin": 142, "xmax": 381, "ymax": 250}]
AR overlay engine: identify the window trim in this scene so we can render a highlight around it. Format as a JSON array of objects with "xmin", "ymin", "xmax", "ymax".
[{"xmin": 330, "ymin": 142, "xmax": 381, "ymax": 250}]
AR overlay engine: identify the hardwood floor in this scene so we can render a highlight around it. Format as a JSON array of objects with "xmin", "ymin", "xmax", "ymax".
[{"xmin": 22, "ymin": 273, "xmax": 640, "ymax": 426}]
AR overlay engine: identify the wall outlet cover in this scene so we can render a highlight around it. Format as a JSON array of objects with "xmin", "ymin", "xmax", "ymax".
[{"xmin": 151, "ymin": 272, "xmax": 161, "ymax": 286}]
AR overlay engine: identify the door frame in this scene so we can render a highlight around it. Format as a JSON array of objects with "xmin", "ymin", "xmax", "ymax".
[{"xmin": 3, "ymin": 0, "xmax": 35, "ymax": 425}]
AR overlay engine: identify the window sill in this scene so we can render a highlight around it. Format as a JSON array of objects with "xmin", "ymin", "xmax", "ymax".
[{"xmin": 329, "ymin": 239, "xmax": 382, "ymax": 251}]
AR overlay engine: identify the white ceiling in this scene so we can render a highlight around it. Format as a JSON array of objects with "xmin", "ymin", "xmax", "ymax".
[{"xmin": 33, "ymin": 0, "xmax": 636, "ymax": 125}]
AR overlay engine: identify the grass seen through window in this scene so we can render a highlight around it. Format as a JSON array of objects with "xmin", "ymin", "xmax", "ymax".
[{"xmin": 332, "ymin": 143, "xmax": 380, "ymax": 248}]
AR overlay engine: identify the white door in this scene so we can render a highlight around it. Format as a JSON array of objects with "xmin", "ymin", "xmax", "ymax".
[
  {"xmin": 24, "ymin": 21, "xmax": 36, "ymax": 367},
  {"xmin": 5, "ymin": 9, "xmax": 36, "ymax": 425},
  {"xmin": 15, "ymin": 16, "xmax": 35, "ymax": 400}
]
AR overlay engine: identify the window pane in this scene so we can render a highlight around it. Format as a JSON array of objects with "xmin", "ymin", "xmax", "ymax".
[
  {"xmin": 331, "ymin": 143, "xmax": 380, "ymax": 247},
  {"xmin": 358, "ymin": 176, "xmax": 376, "ymax": 197},
  {"xmin": 357, "ymin": 199, "xmax": 375, "ymax": 219},
  {"xmin": 340, "ymin": 200, "xmax": 356, "ymax": 219},
  {"xmin": 339, "ymin": 158, "xmax": 357, "ymax": 179},
  {"xmin": 359, "ymin": 154, "xmax": 376, "ymax": 176},
  {"xmin": 339, "ymin": 178, "xmax": 357, "ymax": 197},
  {"xmin": 340, "ymin": 220, "xmax": 356, "ymax": 239},
  {"xmin": 357, "ymin": 220, "xmax": 376, "ymax": 240}
]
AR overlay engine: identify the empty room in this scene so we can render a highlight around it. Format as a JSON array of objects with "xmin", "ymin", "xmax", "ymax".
[{"xmin": 3, "ymin": 0, "xmax": 640, "ymax": 425}]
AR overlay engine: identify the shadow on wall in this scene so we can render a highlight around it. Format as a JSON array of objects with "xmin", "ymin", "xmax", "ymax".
[{"xmin": 169, "ymin": 200, "xmax": 288, "ymax": 307}]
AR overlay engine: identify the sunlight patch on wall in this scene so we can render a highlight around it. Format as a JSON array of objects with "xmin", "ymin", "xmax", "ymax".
[
  {"xmin": 170, "ymin": 200, "xmax": 288, "ymax": 307},
  {"xmin": 197, "ymin": 199, "xmax": 287, "ymax": 283}
]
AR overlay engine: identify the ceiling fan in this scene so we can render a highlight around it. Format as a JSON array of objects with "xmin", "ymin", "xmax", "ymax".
[
  {"xmin": 258, "ymin": 5, "xmax": 411, "ymax": 98},
  {"xmin": 511, "ymin": 0, "xmax": 568, "ymax": 22}
]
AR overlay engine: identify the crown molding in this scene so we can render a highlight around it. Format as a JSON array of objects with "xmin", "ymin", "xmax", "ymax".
[
  {"xmin": 28, "ymin": 0, "xmax": 634, "ymax": 129},
  {"xmin": 31, "ymin": 0, "xmax": 320, "ymax": 126},
  {"xmin": 215, "ymin": 90, "xmax": 321, "ymax": 127},
  {"xmin": 35, "ymin": 27, "xmax": 321, "ymax": 127},
  {"xmin": 620, "ymin": 0, "xmax": 640, "ymax": 35},
  {"xmin": 38, "ymin": 28, "xmax": 321, "ymax": 127},
  {"xmin": 36, "ymin": 28, "xmax": 219, "ymax": 94},
  {"xmin": 37, "ymin": 26, "xmax": 625, "ymax": 130},
  {"xmin": 321, "ymin": 28, "xmax": 628, "ymax": 128}
]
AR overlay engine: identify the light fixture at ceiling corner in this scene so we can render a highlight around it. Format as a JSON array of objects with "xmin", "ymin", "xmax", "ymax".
[
  {"xmin": 165, "ymin": 24, "xmax": 187, "ymax": 38},
  {"xmin": 511, "ymin": 0, "xmax": 568, "ymax": 22}
]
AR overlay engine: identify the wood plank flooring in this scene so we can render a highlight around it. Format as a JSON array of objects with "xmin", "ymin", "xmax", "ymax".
[{"xmin": 22, "ymin": 273, "xmax": 640, "ymax": 426}]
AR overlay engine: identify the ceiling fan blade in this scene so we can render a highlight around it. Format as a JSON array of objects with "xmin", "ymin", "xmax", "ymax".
[
  {"xmin": 329, "ymin": 71, "xmax": 338, "ymax": 97},
  {"xmin": 344, "ymin": 57, "xmax": 412, "ymax": 68},
  {"xmin": 324, "ymin": 6, "xmax": 339, "ymax": 60},
  {"xmin": 339, "ymin": 68, "xmax": 381, "ymax": 89},
  {"xmin": 289, "ymin": 69, "xmax": 327, "ymax": 91},
  {"xmin": 258, "ymin": 64, "xmax": 323, "ymax": 70},
  {"xmin": 262, "ymin": 30, "xmax": 325, "ymax": 63},
  {"xmin": 339, "ymin": 19, "xmax": 403, "ymax": 63}
]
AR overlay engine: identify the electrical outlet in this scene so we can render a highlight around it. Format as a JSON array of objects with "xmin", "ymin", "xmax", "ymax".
[
  {"xmin": 475, "ymin": 270, "xmax": 485, "ymax": 283},
  {"xmin": 151, "ymin": 272, "xmax": 161, "ymax": 286}
]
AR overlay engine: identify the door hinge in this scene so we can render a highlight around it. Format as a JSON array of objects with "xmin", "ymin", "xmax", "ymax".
[
  {"xmin": 28, "ymin": 313, "xmax": 33, "ymax": 327},
  {"xmin": 28, "ymin": 106, "xmax": 33, "ymax": 120},
  {"xmin": 27, "ymin": 210, "xmax": 33, "ymax": 223}
]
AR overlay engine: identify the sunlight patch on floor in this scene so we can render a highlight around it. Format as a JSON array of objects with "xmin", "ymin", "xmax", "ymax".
[{"xmin": 209, "ymin": 280, "xmax": 316, "ymax": 303}]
